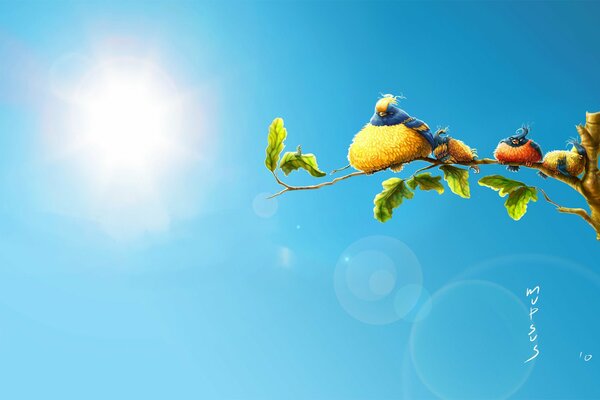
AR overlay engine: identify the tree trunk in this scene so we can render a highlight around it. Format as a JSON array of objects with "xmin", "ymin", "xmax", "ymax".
[{"xmin": 580, "ymin": 112, "xmax": 600, "ymax": 239}]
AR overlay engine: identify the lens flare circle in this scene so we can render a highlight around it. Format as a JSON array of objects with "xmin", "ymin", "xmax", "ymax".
[
  {"xmin": 403, "ymin": 255, "xmax": 600, "ymax": 399},
  {"xmin": 410, "ymin": 280, "xmax": 533, "ymax": 400},
  {"xmin": 369, "ymin": 268, "xmax": 396, "ymax": 296},
  {"xmin": 395, "ymin": 284, "xmax": 432, "ymax": 322},
  {"xmin": 334, "ymin": 236, "xmax": 424, "ymax": 325}
]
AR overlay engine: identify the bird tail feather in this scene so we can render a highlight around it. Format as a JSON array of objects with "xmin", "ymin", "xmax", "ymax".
[{"xmin": 390, "ymin": 164, "xmax": 404, "ymax": 173}]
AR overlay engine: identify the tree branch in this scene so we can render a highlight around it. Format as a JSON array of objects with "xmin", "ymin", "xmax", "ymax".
[
  {"xmin": 416, "ymin": 157, "xmax": 583, "ymax": 191},
  {"xmin": 578, "ymin": 113, "xmax": 600, "ymax": 206},
  {"xmin": 539, "ymin": 188, "xmax": 597, "ymax": 231},
  {"xmin": 268, "ymin": 170, "xmax": 366, "ymax": 199},
  {"xmin": 269, "ymin": 157, "xmax": 584, "ymax": 198}
]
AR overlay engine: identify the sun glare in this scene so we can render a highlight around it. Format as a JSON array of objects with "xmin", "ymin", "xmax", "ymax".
[
  {"xmin": 76, "ymin": 58, "xmax": 182, "ymax": 176},
  {"xmin": 41, "ymin": 55, "xmax": 204, "ymax": 237}
]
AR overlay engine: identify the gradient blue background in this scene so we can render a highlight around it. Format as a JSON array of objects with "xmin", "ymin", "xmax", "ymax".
[{"xmin": 1, "ymin": 1, "xmax": 600, "ymax": 399}]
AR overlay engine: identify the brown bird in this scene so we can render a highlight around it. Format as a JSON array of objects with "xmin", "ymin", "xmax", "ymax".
[{"xmin": 432, "ymin": 128, "xmax": 479, "ymax": 172}]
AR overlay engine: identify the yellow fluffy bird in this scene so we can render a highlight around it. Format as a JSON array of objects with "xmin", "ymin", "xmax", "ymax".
[
  {"xmin": 347, "ymin": 95, "xmax": 435, "ymax": 173},
  {"xmin": 540, "ymin": 138, "xmax": 587, "ymax": 178}
]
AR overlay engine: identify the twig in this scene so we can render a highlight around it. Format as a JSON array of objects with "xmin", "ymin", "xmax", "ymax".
[
  {"xmin": 539, "ymin": 188, "xmax": 596, "ymax": 229},
  {"xmin": 268, "ymin": 171, "xmax": 366, "ymax": 199},
  {"xmin": 538, "ymin": 188, "xmax": 562, "ymax": 208},
  {"xmin": 330, "ymin": 164, "xmax": 351, "ymax": 175},
  {"xmin": 412, "ymin": 163, "xmax": 439, "ymax": 175}
]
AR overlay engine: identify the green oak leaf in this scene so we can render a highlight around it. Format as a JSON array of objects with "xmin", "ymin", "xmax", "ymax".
[
  {"xmin": 279, "ymin": 151, "xmax": 326, "ymax": 177},
  {"xmin": 479, "ymin": 175, "xmax": 538, "ymax": 220},
  {"xmin": 406, "ymin": 173, "xmax": 444, "ymax": 194},
  {"xmin": 440, "ymin": 165, "xmax": 470, "ymax": 198},
  {"xmin": 504, "ymin": 186, "xmax": 538, "ymax": 220},
  {"xmin": 373, "ymin": 178, "xmax": 414, "ymax": 223},
  {"xmin": 264, "ymin": 117, "xmax": 287, "ymax": 172},
  {"xmin": 478, "ymin": 175, "xmax": 527, "ymax": 197}
]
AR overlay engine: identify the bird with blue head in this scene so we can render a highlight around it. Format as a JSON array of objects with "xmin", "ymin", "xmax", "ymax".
[
  {"xmin": 494, "ymin": 125, "xmax": 543, "ymax": 172},
  {"xmin": 432, "ymin": 127, "xmax": 479, "ymax": 171},
  {"xmin": 347, "ymin": 94, "xmax": 435, "ymax": 173}
]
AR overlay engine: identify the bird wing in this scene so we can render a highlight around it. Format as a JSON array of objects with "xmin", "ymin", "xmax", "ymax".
[
  {"xmin": 556, "ymin": 157, "xmax": 570, "ymax": 177},
  {"xmin": 529, "ymin": 141, "xmax": 543, "ymax": 159},
  {"xmin": 404, "ymin": 118, "xmax": 430, "ymax": 132},
  {"xmin": 433, "ymin": 142, "xmax": 451, "ymax": 162},
  {"xmin": 404, "ymin": 118, "xmax": 435, "ymax": 148}
]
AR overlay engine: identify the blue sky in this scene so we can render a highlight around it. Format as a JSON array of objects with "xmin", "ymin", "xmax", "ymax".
[{"xmin": 1, "ymin": 1, "xmax": 600, "ymax": 399}]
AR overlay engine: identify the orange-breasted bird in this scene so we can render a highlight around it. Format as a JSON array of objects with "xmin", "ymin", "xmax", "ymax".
[
  {"xmin": 347, "ymin": 95, "xmax": 435, "ymax": 173},
  {"xmin": 540, "ymin": 138, "xmax": 587, "ymax": 178},
  {"xmin": 493, "ymin": 125, "xmax": 543, "ymax": 172},
  {"xmin": 432, "ymin": 128, "xmax": 479, "ymax": 171}
]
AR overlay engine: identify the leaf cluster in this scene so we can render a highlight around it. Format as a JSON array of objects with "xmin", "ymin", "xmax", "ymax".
[
  {"xmin": 373, "ymin": 166, "xmax": 470, "ymax": 222},
  {"xmin": 478, "ymin": 175, "xmax": 538, "ymax": 220},
  {"xmin": 264, "ymin": 118, "xmax": 326, "ymax": 178}
]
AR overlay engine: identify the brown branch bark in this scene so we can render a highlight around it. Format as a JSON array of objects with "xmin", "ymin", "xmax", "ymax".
[
  {"xmin": 577, "ymin": 112, "xmax": 600, "ymax": 239},
  {"xmin": 539, "ymin": 188, "xmax": 597, "ymax": 233},
  {"xmin": 415, "ymin": 157, "xmax": 583, "ymax": 191},
  {"xmin": 268, "ymin": 171, "xmax": 366, "ymax": 198}
]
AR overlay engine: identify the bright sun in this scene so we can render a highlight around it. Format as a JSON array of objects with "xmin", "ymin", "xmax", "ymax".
[
  {"xmin": 76, "ymin": 58, "xmax": 182, "ymax": 175},
  {"xmin": 42, "ymin": 55, "xmax": 206, "ymax": 237}
]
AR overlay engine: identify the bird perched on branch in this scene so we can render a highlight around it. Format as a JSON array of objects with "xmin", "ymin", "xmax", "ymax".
[
  {"xmin": 347, "ymin": 94, "xmax": 435, "ymax": 173},
  {"xmin": 493, "ymin": 125, "xmax": 543, "ymax": 172},
  {"xmin": 540, "ymin": 138, "xmax": 587, "ymax": 178},
  {"xmin": 432, "ymin": 128, "xmax": 479, "ymax": 172}
]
